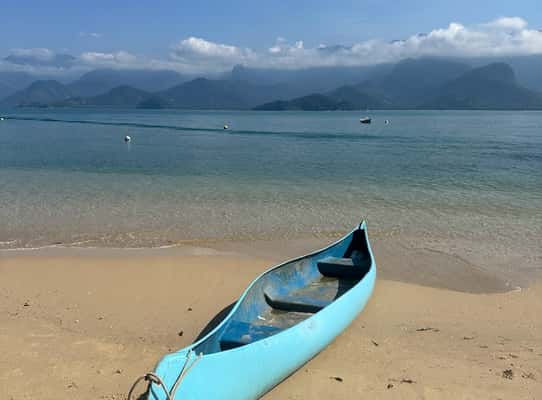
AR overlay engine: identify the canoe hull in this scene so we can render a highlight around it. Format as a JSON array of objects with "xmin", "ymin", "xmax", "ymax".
[{"xmin": 148, "ymin": 223, "xmax": 376, "ymax": 399}]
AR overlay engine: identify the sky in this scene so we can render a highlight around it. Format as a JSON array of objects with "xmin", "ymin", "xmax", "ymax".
[{"xmin": 1, "ymin": 0, "xmax": 542, "ymax": 74}]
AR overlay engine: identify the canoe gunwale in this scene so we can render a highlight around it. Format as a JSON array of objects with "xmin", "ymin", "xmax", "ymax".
[{"xmin": 173, "ymin": 220, "xmax": 372, "ymax": 357}]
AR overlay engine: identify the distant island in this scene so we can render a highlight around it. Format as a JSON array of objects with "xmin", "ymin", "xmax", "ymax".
[{"xmin": 2, "ymin": 58, "xmax": 542, "ymax": 110}]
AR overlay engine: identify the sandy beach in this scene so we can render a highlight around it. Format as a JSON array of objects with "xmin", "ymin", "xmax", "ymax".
[{"xmin": 1, "ymin": 238, "xmax": 540, "ymax": 400}]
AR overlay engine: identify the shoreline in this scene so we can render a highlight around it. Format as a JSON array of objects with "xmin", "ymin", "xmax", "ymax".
[
  {"xmin": 1, "ymin": 248, "xmax": 540, "ymax": 399},
  {"xmin": 1, "ymin": 232, "xmax": 534, "ymax": 293}
]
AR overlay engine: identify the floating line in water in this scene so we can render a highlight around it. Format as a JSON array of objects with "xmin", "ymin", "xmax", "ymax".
[
  {"xmin": 4, "ymin": 115, "xmax": 395, "ymax": 141},
  {"xmin": 5, "ymin": 115, "xmax": 219, "ymax": 132}
]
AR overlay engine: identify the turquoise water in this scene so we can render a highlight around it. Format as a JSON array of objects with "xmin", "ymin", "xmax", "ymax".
[{"xmin": 0, "ymin": 108, "xmax": 541, "ymax": 280}]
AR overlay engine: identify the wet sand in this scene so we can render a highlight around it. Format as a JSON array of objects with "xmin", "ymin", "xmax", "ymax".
[{"xmin": 0, "ymin": 243, "xmax": 541, "ymax": 399}]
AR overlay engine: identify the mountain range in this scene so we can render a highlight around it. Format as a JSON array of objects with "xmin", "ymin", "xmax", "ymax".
[
  {"xmin": 0, "ymin": 71, "xmax": 37, "ymax": 100},
  {"xmin": 256, "ymin": 61, "xmax": 542, "ymax": 111},
  {"xmin": 0, "ymin": 68, "xmax": 189, "ymax": 103},
  {"xmin": 2, "ymin": 57, "xmax": 542, "ymax": 110},
  {"xmin": 47, "ymin": 78, "xmax": 296, "ymax": 109}
]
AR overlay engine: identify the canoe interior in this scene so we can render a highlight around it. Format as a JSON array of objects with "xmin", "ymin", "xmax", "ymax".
[{"xmin": 193, "ymin": 227, "xmax": 372, "ymax": 355}]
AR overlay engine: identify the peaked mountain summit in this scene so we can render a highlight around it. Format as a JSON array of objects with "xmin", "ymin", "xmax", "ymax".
[
  {"xmin": 1, "ymin": 80, "xmax": 73, "ymax": 106},
  {"xmin": 423, "ymin": 63, "xmax": 542, "ymax": 109}
]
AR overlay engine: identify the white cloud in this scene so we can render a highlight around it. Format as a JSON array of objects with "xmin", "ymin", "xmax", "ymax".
[
  {"xmin": 2, "ymin": 17, "xmax": 542, "ymax": 75},
  {"xmin": 0, "ymin": 49, "xmax": 139, "ymax": 75},
  {"xmin": 484, "ymin": 17, "xmax": 528, "ymax": 31},
  {"xmin": 4, "ymin": 48, "xmax": 76, "ymax": 70},
  {"xmin": 173, "ymin": 37, "xmax": 242, "ymax": 59},
  {"xmin": 165, "ymin": 16, "xmax": 542, "ymax": 72},
  {"xmin": 80, "ymin": 32, "xmax": 103, "ymax": 38},
  {"xmin": 80, "ymin": 51, "xmax": 137, "ymax": 66},
  {"xmin": 9, "ymin": 47, "xmax": 55, "ymax": 61},
  {"xmin": 169, "ymin": 37, "xmax": 256, "ymax": 72}
]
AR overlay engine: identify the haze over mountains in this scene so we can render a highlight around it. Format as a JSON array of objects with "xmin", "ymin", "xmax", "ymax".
[
  {"xmin": 2, "ymin": 56, "xmax": 542, "ymax": 110},
  {"xmin": 256, "ymin": 61, "xmax": 542, "ymax": 110}
]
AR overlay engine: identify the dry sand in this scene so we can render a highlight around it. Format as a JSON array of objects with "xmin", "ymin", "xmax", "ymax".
[{"xmin": 1, "ymin": 243, "xmax": 541, "ymax": 399}]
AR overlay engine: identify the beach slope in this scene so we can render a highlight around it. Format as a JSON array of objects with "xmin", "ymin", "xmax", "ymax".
[{"xmin": 1, "ymin": 248, "xmax": 540, "ymax": 399}]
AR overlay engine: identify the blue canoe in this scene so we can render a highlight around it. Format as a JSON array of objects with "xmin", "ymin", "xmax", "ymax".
[{"xmin": 143, "ymin": 221, "xmax": 376, "ymax": 400}]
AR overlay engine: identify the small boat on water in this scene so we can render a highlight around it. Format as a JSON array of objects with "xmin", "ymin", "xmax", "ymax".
[
  {"xmin": 134, "ymin": 222, "xmax": 376, "ymax": 400},
  {"xmin": 360, "ymin": 117, "xmax": 371, "ymax": 124}
]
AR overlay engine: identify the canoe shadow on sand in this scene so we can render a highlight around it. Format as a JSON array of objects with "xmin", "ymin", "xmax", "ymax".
[{"xmin": 194, "ymin": 302, "xmax": 237, "ymax": 342}]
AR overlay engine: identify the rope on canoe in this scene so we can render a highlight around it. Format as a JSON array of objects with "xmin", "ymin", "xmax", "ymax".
[
  {"xmin": 127, "ymin": 372, "xmax": 172, "ymax": 400},
  {"xmin": 127, "ymin": 350, "xmax": 203, "ymax": 400}
]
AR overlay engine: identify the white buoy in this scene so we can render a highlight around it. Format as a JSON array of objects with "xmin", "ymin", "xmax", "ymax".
[
  {"xmin": 124, "ymin": 135, "xmax": 131, "ymax": 142},
  {"xmin": 0, "ymin": 117, "xmax": 5, "ymax": 121},
  {"xmin": 223, "ymin": 124, "xmax": 229, "ymax": 130},
  {"xmin": 384, "ymin": 119, "xmax": 390, "ymax": 124}
]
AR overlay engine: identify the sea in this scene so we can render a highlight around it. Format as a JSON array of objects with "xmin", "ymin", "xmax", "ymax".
[{"xmin": 1, "ymin": 108, "xmax": 541, "ymax": 283}]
